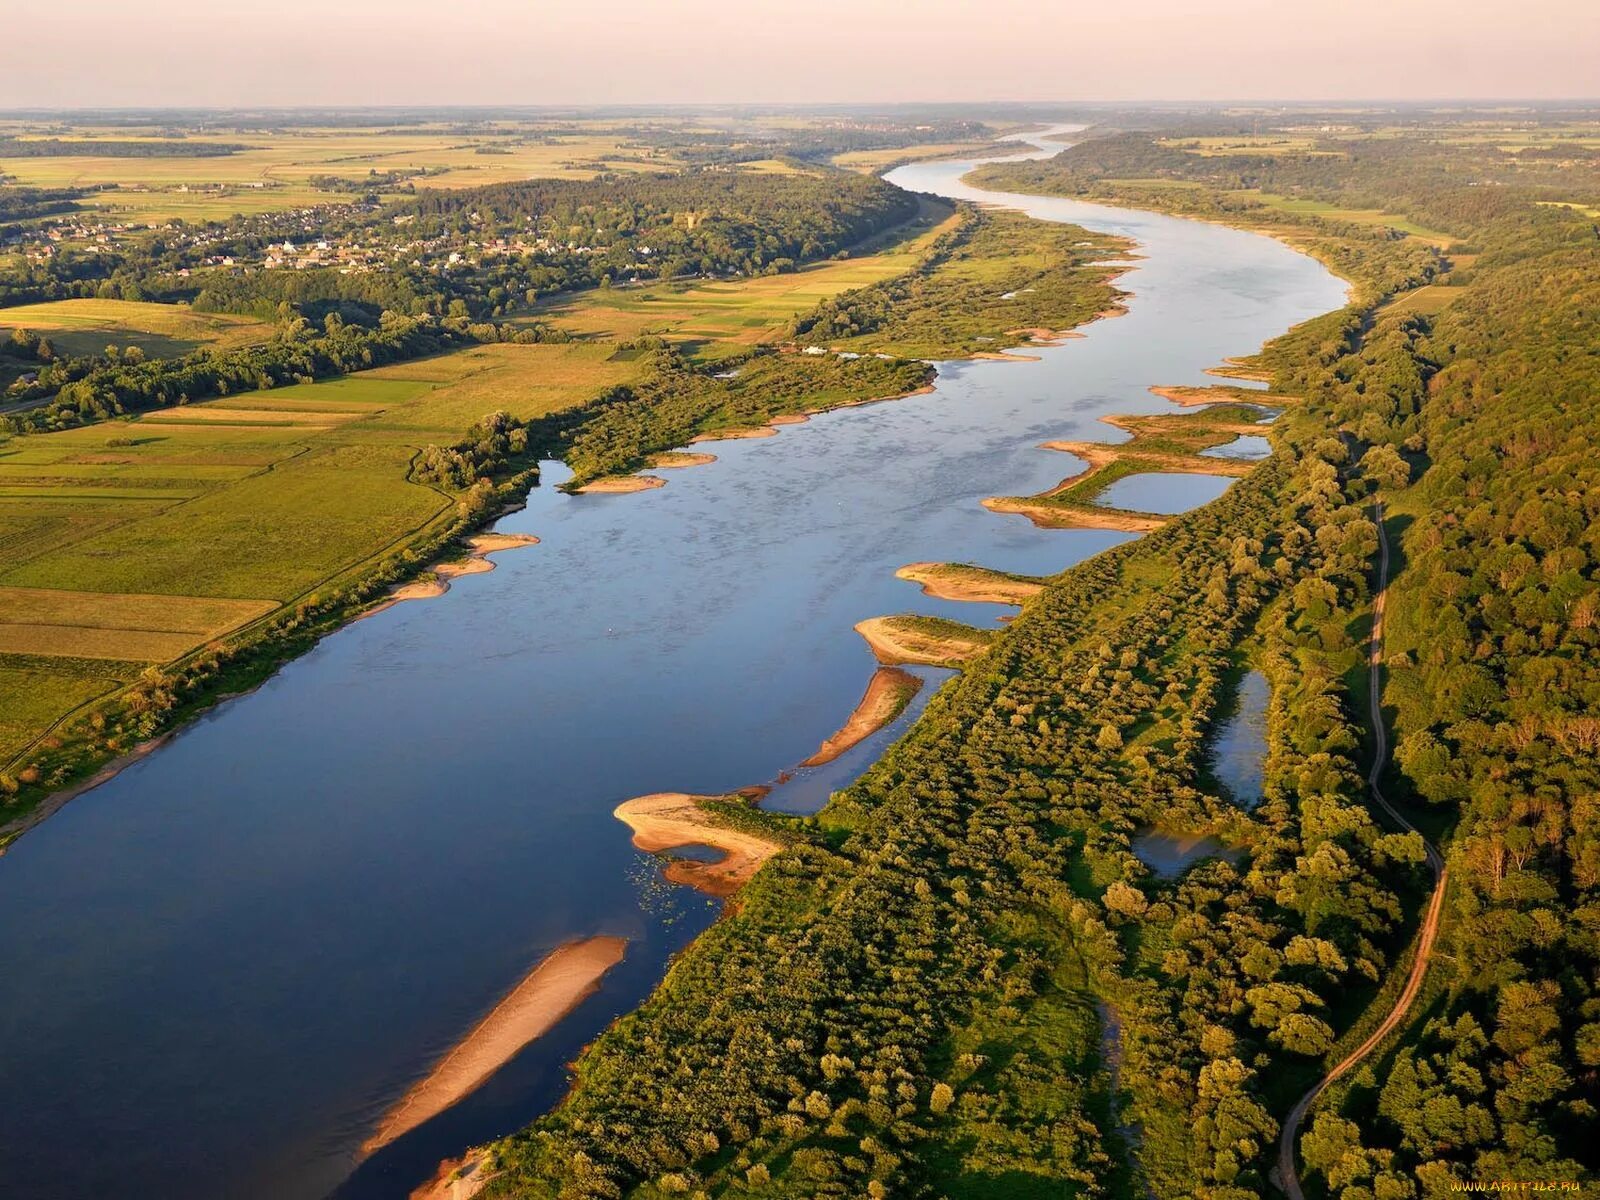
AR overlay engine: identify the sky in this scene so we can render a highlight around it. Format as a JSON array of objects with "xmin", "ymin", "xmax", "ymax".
[{"xmin": 6, "ymin": 0, "xmax": 1597, "ymax": 109}]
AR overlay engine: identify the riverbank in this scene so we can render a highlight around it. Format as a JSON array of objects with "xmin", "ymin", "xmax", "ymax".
[
  {"xmin": 362, "ymin": 936, "xmax": 628, "ymax": 1155},
  {"xmin": 370, "ymin": 534, "xmax": 541, "ymax": 613}
]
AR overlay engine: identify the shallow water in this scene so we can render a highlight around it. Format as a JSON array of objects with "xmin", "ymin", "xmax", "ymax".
[
  {"xmin": 0, "ymin": 128, "xmax": 1345, "ymax": 1200},
  {"xmin": 1094, "ymin": 470, "xmax": 1235, "ymax": 515},
  {"xmin": 1202, "ymin": 434, "xmax": 1273, "ymax": 460},
  {"xmin": 1208, "ymin": 669, "xmax": 1271, "ymax": 808},
  {"xmin": 1132, "ymin": 829, "xmax": 1245, "ymax": 879}
]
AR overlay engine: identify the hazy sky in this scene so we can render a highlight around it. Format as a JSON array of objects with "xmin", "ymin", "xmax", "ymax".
[{"xmin": 7, "ymin": 0, "xmax": 1597, "ymax": 108}]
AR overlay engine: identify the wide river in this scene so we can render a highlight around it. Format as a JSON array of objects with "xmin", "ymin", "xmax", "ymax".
[{"xmin": 0, "ymin": 130, "xmax": 1344, "ymax": 1199}]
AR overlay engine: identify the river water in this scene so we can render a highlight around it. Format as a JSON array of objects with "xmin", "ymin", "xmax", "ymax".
[{"xmin": 0, "ymin": 129, "xmax": 1345, "ymax": 1199}]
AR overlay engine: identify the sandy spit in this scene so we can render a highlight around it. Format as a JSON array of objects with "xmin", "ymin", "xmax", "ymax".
[
  {"xmin": 614, "ymin": 793, "xmax": 780, "ymax": 897},
  {"xmin": 853, "ymin": 617, "xmax": 990, "ymax": 667},
  {"xmin": 648, "ymin": 452, "xmax": 717, "ymax": 469},
  {"xmin": 575, "ymin": 474, "xmax": 666, "ymax": 494},
  {"xmin": 981, "ymin": 496, "xmax": 1167, "ymax": 533},
  {"xmin": 800, "ymin": 667, "xmax": 923, "ymax": 767},
  {"xmin": 362, "ymin": 936, "xmax": 628, "ymax": 1155},
  {"xmin": 689, "ymin": 426, "xmax": 779, "ymax": 443},
  {"xmin": 896, "ymin": 562, "xmax": 1044, "ymax": 606}
]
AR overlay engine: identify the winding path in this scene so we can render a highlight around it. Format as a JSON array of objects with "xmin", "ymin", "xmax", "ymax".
[{"xmin": 1276, "ymin": 503, "xmax": 1448, "ymax": 1197}]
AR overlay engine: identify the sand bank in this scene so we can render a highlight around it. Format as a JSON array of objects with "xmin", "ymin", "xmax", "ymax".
[
  {"xmin": 614, "ymin": 793, "xmax": 781, "ymax": 897},
  {"xmin": 854, "ymin": 616, "xmax": 992, "ymax": 667},
  {"xmin": 363, "ymin": 936, "xmax": 627, "ymax": 1155},
  {"xmin": 801, "ymin": 667, "xmax": 923, "ymax": 767},
  {"xmin": 981, "ymin": 496, "xmax": 1167, "ymax": 533},
  {"xmin": 896, "ymin": 562, "xmax": 1044, "ymax": 605},
  {"xmin": 648, "ymin": 451, "xmax": 717, "ymax": 469},
  {"xmin": 575, "ymin": 474, "xmax": 666, "ymax": 494}
]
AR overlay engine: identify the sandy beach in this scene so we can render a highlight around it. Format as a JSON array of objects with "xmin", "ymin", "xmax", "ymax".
[
  {"xmin": 362, "ymin": 936, "xmax": 628, "ymax": 1155},
  {"xmin": 373, "ymin": 533, "xmax": 540, "ymax": 613},
  {"xmin": 613, "ymin": 792, "xmax": 780, "ymax": 896},
  {"xmin": 800, "ymin": 666, "xmax": 923, "ymax": 766}
]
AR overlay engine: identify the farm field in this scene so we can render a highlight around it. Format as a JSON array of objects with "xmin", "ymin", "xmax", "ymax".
[
  {"xmin": 1238, "ymin": 191, "xmax": 1456, "ymax": 244},
  {"xmin": 0, "ymin": 126, "xmax": 681, "ymax": 222},
  {"xmin": 0, "ymin": 340, "xmax": 644, "ymax": 771},
  {"xmin": 0, "ymin": 299, "xmax": 275, "ymax": 359},
  {"xmin": 528, "ymin": 200, "xmax": 960, "ymax": 359}
]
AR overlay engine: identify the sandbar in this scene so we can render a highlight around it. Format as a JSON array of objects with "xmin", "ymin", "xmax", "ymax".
[
  {"xmin": 801, "ymin": 667, "xmax": 923, "ymax": 767},
  {"xmin": 363, "ymin": 935, "xmax": 627, "ymax": 1155},
  {"xmin": 981, "ymin": 496, "xmax": 1167, "ymax": 533},
  {"xmin": 614, "ymin": 793, "xmax": 781, "ymax": 897},
  {"xmin": 689, "ymin": 426, "xmax": 778, "ymax": 443},
  {"xmin": 854, "ymin": 616, "xmax": 992, "ymax": 667},
  {"xmin": 896, "ymin": 562, "xmax": 1044, "ymax": 605},
  {"xmin": 575, "ymin": 474, "xmax": 665, "ymax": 494},
  {"xmin": 1149, "ymin": 384, "xmax": 1289, "ymax": 409},
  {"xmin": 649, "ymin": 452, "xmax": 717, "ymax": 469}
]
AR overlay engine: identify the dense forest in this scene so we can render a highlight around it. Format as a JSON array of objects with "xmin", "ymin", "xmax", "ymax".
[{"xmin": 450, "ymin": 124, "xmax": 1598, "ymax": 1198}]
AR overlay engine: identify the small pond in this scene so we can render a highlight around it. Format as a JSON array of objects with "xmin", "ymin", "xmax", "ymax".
[{"xmin": 1096, "ymin": 471, "xmax": 1235, "ymax": 515}]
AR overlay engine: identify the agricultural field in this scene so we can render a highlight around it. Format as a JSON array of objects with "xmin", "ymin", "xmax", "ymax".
[
  {"xmin": 0, "ymin": 340, "xmax": 643, "ymax": 770},
  {"xmin": 1234, "ymin": 190, "xmax": 1456, "ymax": 245},
  {"xmin": 0, "ymin": 125, "xmax": 681, "ymax": 223},
  {"xmin": 832, "ymin": 140, "xmax": 1002, "ymax": 172},
  {"xmin": 527, "ymin": 199, "xmax": 960, "ymax": 359},
  {"xmin": 0, "ymin": 298, "xmax": 275, "ymax": 359}
]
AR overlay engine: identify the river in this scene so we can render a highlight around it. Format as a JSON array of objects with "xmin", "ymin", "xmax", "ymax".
[{"xmin": 0, "ymin": 128, "xmax": 1345, "ymax": 1199}]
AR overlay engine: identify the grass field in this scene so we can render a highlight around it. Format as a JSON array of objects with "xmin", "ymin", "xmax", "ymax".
[
  {"xmin": 0, "ymin": 340, "xmax": 645, "ymax": 775},
  {"xmin": 0, "ymin": 299, "xmax": 275, "ymax": 359},
  {"xmin": 527, "ymin": 201, "xmax": 960, "ymax": 359}
]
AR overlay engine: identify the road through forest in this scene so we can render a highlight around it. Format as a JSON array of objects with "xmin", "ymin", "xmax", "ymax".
[{"xmin": 1276, "ymin": 502, "xmax": 1449, "ymax": 1198}]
